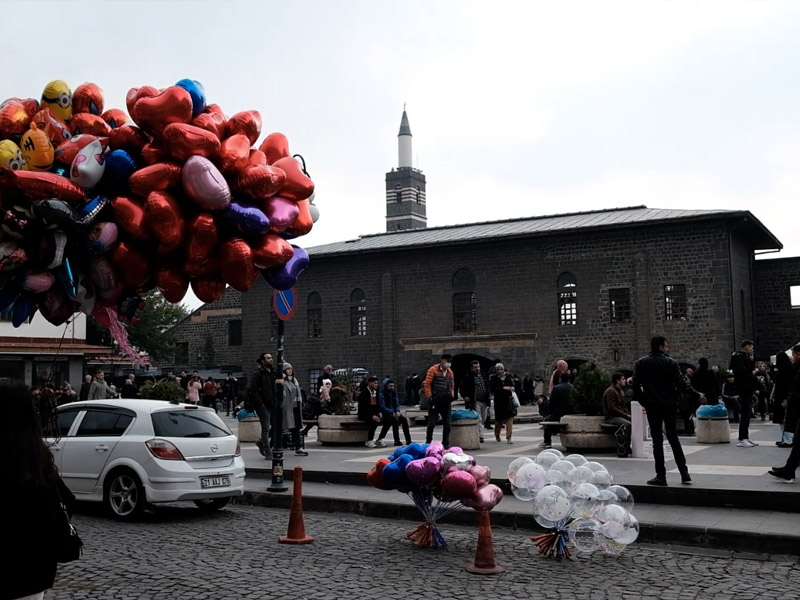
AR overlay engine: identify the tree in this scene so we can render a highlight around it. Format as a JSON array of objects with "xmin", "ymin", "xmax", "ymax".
[
  {"xmin": 569, "ymin": 363, "xmax": 611, "ymax": 416},
  {"xmin": 87, "ymin": 290, "xmax": 189, "ymax": 364}
]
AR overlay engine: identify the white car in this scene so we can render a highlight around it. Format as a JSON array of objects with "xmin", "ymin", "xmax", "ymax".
[{"xmin": 47, "ymin": 399, "xmax": 245, "ymax": 520}]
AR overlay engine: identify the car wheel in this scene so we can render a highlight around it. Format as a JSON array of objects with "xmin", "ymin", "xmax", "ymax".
[
  {"xmin": 105, "ymin": 469, "xmax": 145, "ymax": 521},
  {"xmin": 193, "ymin": 497, "xmax": 232, "ymax": 512}
]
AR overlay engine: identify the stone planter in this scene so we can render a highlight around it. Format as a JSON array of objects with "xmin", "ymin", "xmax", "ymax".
[
  {"xmin": 317, "ymin": 414, "xmax": 369, "ymax": 445},
  {"xmin": 559, "ymin": 415, "xmax": 616, "ymax": 451},
  {"xmin": 237, "ymin": 416, "xmax": 261, "ymax": 443}
]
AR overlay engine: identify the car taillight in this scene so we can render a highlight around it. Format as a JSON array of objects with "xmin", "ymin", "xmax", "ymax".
[
  {"xmin": 235, "ymin": 440, "xmax": 241, "ymax": 457},
  {"xmin": 146, "ymin": 439, "xmax": 185, "ymax": 460}
]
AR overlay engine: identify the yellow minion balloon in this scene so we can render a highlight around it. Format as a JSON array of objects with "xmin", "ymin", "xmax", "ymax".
[
  {"xmin": 20, "ymin": 122, "xmax": 54, "ymax": 171},
  {"xmin": 41, "ymin": 79, "xmax": 72, "ymax": 121},
  {"xmin": 0, "ymin": 140, "xmax": 26, "ymax": 171}
]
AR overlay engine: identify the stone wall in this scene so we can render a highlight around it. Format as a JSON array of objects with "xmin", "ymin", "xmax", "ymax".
[{"xmin": 754, "ymin": 256, "xmax": 800, "ymax": 358}]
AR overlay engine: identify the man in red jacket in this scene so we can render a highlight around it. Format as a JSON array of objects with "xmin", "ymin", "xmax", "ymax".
[{"xmin": 423, "ymin": 354, "xmax": 454, "ymax": 448}]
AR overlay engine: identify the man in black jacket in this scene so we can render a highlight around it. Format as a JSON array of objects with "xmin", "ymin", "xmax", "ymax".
[
  {"xmin": 540, "ymin": 372, "xmax": 573, "ymax": 449},
  {"xmin": 730, "ymin": 339, "xmax": 760, "ymax": 447},
  {"xmin": 634, "ymin": 336, "xmax": 705, "ymax": 486},
  {"xmin": 459, "ymin": 360, "xmax": 491, "ymax": 444},
  {"xmin": 768, "ymin": 345, "xmax": 800, "ymax": 482},
  {"xmin": 249, "ymin": 353, "xmax": 276, "ymax": 459}
]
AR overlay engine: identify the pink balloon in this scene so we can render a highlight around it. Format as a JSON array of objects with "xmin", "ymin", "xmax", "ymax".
[
  {"xmin": 425, "ymin": 442, "xmax": 445, "ymax": 458},
  {"xmin": 182, "ymin": 155, "xmax": 231, "ymax": 210},
  {"xmin": 462, "ymin": 483, "xmax": 504, "ymax": 511},
  {"xmin": 447, "ymin": 446, "xmax": 464, "ymax": 455},
  {"xmin": 405, "ymin": 457, "xmax": 441, "ymax": 488},
  {"xmin": 264, "ymin": 195, "xmax": 299, "ymax": 233},
  {"xmin": 468, "ymin": 465, "xmax": 492, "ymax": 488},
  {"xmin": 440, "ymin": 470, "xmax": 478, "ymax": 500}
]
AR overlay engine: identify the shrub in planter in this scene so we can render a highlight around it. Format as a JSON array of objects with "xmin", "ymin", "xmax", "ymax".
[
  {"xmin": 569, "ymin": 363, "xmax": 611, "ymax": 416},
  {"xmin": 139, "ymin": 380, "xmax": 185, "ymax": 402}
]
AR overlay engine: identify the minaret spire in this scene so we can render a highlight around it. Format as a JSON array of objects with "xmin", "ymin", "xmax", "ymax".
[
  {"xmin": 398, "ymin": 108, "xmax": 412, "ymax": 167},
  {"xmin": 385, "ymin": 106, "xmax": 426, "ymax": 232}
]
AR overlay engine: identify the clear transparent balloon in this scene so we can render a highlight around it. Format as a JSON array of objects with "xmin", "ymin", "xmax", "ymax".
[
  {"xmin": 550, "ymin": 460, "xmax": 577, "ymax": 475},
  {"xmin": 511, "ymin": 481, "xmax": 537, "ymax": 502},
  {"xmin": 570, "ymin": 482, "xmax": 601, "ymax": 518},
  {"xmin": 583, "ymin": 461, "xmax": 608, "ymax": 473},
  {"xmin": 564, "ymin": 454, "xmax": 588, "ymax": 468},
  {"xmin": 592, "ymin": 470, "xmax": 615, "ymax": 489},
  {"xmin": 507, "ymin": 456, "xmax": 534, "ymax": 485},
  {"xmin": 568, "ymin": 517, "xmax": 602, "ymax": 554},
  {"xmin": 535, "ymin": 451, "xmax": 561, "ymax": 470},
  {"xmin": 534, "ymin": 485, "xmax": 573, "ymax": 522},
  {"xmin": 567, "ymin": 465, "xmax": 595, "ymax": 487},
  {"xmin": 606, "ymin": 484, "xmax": 634, "ymax": 513}
]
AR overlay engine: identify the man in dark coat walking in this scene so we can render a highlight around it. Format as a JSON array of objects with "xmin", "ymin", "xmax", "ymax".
[
  {"xmin": 249, "ymin": 353, "xmax": 276, "ymax": 459},
  {"xmin": 730, "ymin": 339, "xmax": 760, "ymax": 447},
  {"xmin": 768, "ymin": 346, "xmax": 800, "ymax": 482}
]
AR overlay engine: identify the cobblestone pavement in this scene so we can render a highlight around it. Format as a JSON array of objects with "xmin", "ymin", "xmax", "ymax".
[{"xmin": 50, "ymin": 505, "xmax": 800, "ymax": 600}]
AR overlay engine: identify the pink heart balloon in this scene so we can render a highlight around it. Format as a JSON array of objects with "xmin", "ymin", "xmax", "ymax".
[
  {"xmin": 447, "ymin": 446, "xmax": 464, "ymax": 455},
  {"xmin": 425, "ymin": 442, "xmax": 445, "ymax": 458},
  {"xmin": 463, "ymin": 483, "xmax": 504, "ymax": 511},
  {"xmin": 440, "ymin": 471, "xmax": 478, "ymax": 501},
  {"xmin": 264, "ymin": 195, "xmax": 299, "ymax": 233},
  {"xmin": 182, "ymin": 155, "xmax": 231, "ymax": 210},
  {"xmin": 468, "ymin": 465, "xmax": 492, "ymax": 488},
  {"xmin": 405, "ymin": 457, "xmax": 441, "ymax": 488}
]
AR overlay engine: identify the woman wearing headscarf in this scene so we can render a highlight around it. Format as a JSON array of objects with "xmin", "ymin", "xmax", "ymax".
[{"xmin": 282, "ymin": 363, "xmax": 308, "ymax": 456}]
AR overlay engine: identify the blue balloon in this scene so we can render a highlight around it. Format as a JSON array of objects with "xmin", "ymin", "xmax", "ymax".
[
  {"xmin": 175, "ymin": 79, "xmax": 207, "ymax": 118},
  {"xmin": 103, "ymin": 150, "xmax": 137, "ymax": 185},
  {"xmin": 12, "ymin": 292, "xmax": 34, "ymax": 328},
  {"xmin": 403, "ymin": 443, "xmax": 429, "ymax": 460},
  {"xmin": 261, "ymin": 245, "xmax": 309, "ymax": 291},
  {"xmin": 381, "ymin": 454, "xmax": 414, "ymax": 488},
  {"xmin": 0, "ymin": 281, "xmax": 21, "ymax": 313}
]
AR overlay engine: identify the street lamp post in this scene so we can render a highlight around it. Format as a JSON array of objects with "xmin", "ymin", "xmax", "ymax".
[{"xmin": 267, "ymin": 318, "xmax": 288, "ymax": 493}]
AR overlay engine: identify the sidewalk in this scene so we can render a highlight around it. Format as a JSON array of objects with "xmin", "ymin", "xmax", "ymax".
[{"xmin": 223, "ymin": 412, "xmax": 800, "ymax": 555}]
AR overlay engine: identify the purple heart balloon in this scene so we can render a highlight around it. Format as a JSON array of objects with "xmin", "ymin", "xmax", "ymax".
[
  {"xmin": 261, "ymin": 245, "xmax": 308, "ymax": 290},
  {"xmin": 224, "ymin": 201, "xmax": 270, "ymax": 235},
  {"xmin": 265, "ymin": 195, "xmax": 300, "ymax": 233},
  {"xmin": 182, "ymin": 155, "xmax": 231, "ymax": 210},
  {"xmin": 425, "ymin": 441, "xmax": 445, "ymax": 458},
  {"xmin": 405, "ymin": 457, "xmax": 441, "ymax": 487},
  {"xmin": 468, "ymin": 464, "xmax": 492, "ymax": 487},
  {"xmin": 462, "ymin": 483, "xmax": 504, "ymax": 511},
  {"xmin": 447, "ymin": 446, "xmax": 464, "ymax": 455}
]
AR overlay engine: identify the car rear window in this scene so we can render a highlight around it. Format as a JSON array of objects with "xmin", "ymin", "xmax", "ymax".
[
  {"xmin": 151, "ymin": 410, "xmax": 232, "ymax": 438},
  {"xmin": 76, "ymin": 411, "xmax": 133, "ymax": 437}
]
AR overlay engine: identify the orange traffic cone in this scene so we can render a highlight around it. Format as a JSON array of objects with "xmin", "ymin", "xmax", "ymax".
[
  {"xmin": 278, "ymin": 466, "xmax": 314, "ymax": 544},
  {"xmin": 465, "ymin": 508, "xmax": 505, "ymax": 574}
]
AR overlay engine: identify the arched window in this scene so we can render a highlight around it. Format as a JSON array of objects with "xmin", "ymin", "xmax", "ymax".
[
  {"xmin": 308, "ymin": 292, "xmax": 322, "ymax": 338},
  {"xmin": 350, "ymin": 289, "xmax": 367, "ymax": 336},
  {"xmin": 395, "ymin": 185, "xmax": 402, "ymax": 202},
  {"xmin": 558, "ymin": 272, "xmax": 577, "ymax": 326},
  {"xmin": 452, "ymin": 268, "xmax": 477, "ymax": 332}
]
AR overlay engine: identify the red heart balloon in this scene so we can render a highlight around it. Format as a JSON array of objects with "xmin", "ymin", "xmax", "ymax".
[
  {"xmin": 144, "ymin": 190, "xmax": 185, "ymax": 254},
  {"xmin": 220, "ymin": 237, "xmax": 255, "ymax": 292},
  {"xmin": 162, "ymin": 122, "xmax": 220, "ymax": 162},
  {"xmin": 247, "ymin": 149, "xmax": 267, "ymax": 166},
  {"xmin": 236, "ymin": 164, "xmax": 286, "ymax": 200},
  {"xmin": 224, "ymin": 110, "xmax": 261, "ymax": 145},
  {"xmin": 252, "ymin": 234, "xmax": 294, "ymax": 269},
  {"xmin": 217, "ymin": 134, "xmax": 251, "ymax": 173},
  {"xmin": 112, "ymin": 242, "xmax": 152, "ymax": 287},
  {"xmin": 191, "ymin": 274, "xmax": 226, "ymax": 303},
  {"xmin": 108, "ymin": 125, "xmax": 148, "ymax": 152},
  {"xmin": 131, "ymin": 86, "xmax": 193, "ymax": 134},
  {"xmin": 38, "ymin": 287, "xmax": 74, "ymax": 326},
  {"xmin": 192, "ymin": 108, "xmax": 227, "ymax": 139},
  {"xmin": 186, "ymin": 213, "xmax": 219, "ymax": 262},
  {"xmin": 286, "ymin": 198, "xmax": 313, "ymax": 236},
  {"xmin": 70, "ymin": 113, "xmax": 111, "ymax": 137},
  {"xmin": 140, "ymin": 141, "xmax": 169, "ymax": 165},
  {"xmin": 259, "ymin": 132, "xmax": 291, "ymax": 165},
  {"xmin": 129, "ymin": 162, "xmax": 182, "ymax": 197},
  {"xmin": 273, "ymin": 156, "xmax": 314, "ymax": 201},
  {"xmin": 110, "ymin": 196, "xmax": 149, "ymax": 241},
  {"xmin": 183, "ymin": 256, "xmax": 220, "ymax": 278},
  {"xmin": 125, "ymin": 86, "xmax": 158, "ymax": 114},
  {"xmin": 0, "ymin": 168, "xmax": 84, "ymax": 203},
  {"xmin": 156, "ymin": 265, "xmax": 189, "ymax": 303}
]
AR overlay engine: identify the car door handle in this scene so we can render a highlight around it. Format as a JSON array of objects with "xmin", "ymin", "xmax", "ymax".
[{"xmin": 95, "ymin": 445, "xmax": 110, "ymax": 452}]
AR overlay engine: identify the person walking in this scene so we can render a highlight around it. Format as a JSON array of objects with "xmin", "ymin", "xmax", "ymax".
[
  {"xmin": 249, "ymin": 353, "xmax": 277, "ymax": 460},
  {"xmin": 358, "ymin": 376, "xmax": 384, "ymax": 448},
  {"xmin": 1, "ymin": 378, "xmax": 77, "ymax": 600},
  {"xmin": 376, "ymin": 379, "xmax": 412, "ymax": 446},
  {"xmin": 489, "ymin": 363, "xmax": 516, "ymax": 444},
  {"xmin": 603, "ymin": 373, "xmax": 632, "ymax": 458},
  {"xmin": 88, "ymin": 371, "xmax": 112, "ymax": 400},
  {"xmin": 223, "ymin": 373, "xmax": 239, "ymax": 416},
  {"xmin": 755, "ymin": 361, "xmax": 772, "ymax": 421},
  {"xmin": 202, "ymin": 377, "xmax": 218, "ymax": 411},
  {"xmin": 540, "ymin": 372, "xmax": 573, "ymax": 449},
  {"xmin": 281, "ymin": 363, "xmax": 308, "ymax": 456},
  {"xmin": 773, "ymin": 352, "xmax": 794, "ymax": 447},
  {"xmin": 423, "ymin": 354, "xmax": 455, "ymax": 448},
  {"xmin": 78, "ymin": 374, "xmax": 92, "ymax": 401},
  {"xmin": 729, "ymin": 339, "xmax": 760, "ymax": 447},
  {"xmin": 459, "ymin": 360, "xmax": 491, "ymax": 444},
  {"xmin": 186, "ymin": 374, "xmax": 202, "ymax": 405},
  {"xmin": 633, "ymin": 336, "xmax": 705, "ymax": 486},
  {"xmin": 768, "ymin": 345, "xmax": 800, "ymax": 482}
]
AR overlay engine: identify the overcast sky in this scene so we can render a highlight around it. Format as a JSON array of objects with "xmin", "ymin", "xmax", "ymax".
[{"xmin": 4, "ymin": 0, "xmax": 799, "ymax": 311}]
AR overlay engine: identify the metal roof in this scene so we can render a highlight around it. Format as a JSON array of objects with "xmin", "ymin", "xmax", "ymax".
[{"xmin": 307, "ymin": 206, "xmax": 782, "ymax": 257}]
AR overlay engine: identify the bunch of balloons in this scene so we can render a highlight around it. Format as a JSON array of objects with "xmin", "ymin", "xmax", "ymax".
[
  {"xmin": 0, "ymin": 79, "xmax": 316, "ymax": 355},
  {"xmin": 368, "ymin": 441, "xmax": 503, "ymax": 548},
  {"xmin": 507, "ymin": 450, "xmax": 638, "ymax": 559}
]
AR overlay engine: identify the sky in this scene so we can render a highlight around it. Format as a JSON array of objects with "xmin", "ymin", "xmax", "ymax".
[{"xmin": 4, "ymin": 0, "xmax": 800, "ymax": 311}]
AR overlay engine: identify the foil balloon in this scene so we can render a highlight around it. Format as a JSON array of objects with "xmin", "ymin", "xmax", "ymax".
[
  {"xmin": 367, "ymin": 458, "xmax": 394, "ymax": 491},
  {"xmin": 23, "ymin": 270, "xmax": 55, "ymax": 293},
  {"xmin": 162, "ymin": 122, "xmax": 220, "ymax": 162},
  {"xmin": 0, "ymin": 281, "xmax": 21, "ymax": 311},
  {"xmin": 32, "ymin": 108, "xmax": 71, "ymax": 145},
  {"xmin": 286, "ymin": 199, "xmax": 313, "ymax": 236},
  {"xmin": 192, "ymin": 109, "xmax": 226, "ymax": 139},
  {"xmin": 261, "ymin": 244, "xmax": 308, "ymax": 290},
  {"xmin": 182, "ymin": 155, "xmax": 231, "ymax": 210},
  {"xmin": 468, "ymin": 465, "xmax": 492, "ymax": 488},
  {"xmin": 140, "ymin": 141, "xmax": 169, "ymax": 165},
  {"xmin": 108, "ymin": 125, "xmax": 147, "ymax": 151},
  {"xmin": 130, "ymin": 85, "xmax": 193, "ymax": 133},
  {"xmin": 259, "ymin": 132, "xmax": 291, "ymax": 165},
  {"xmin": 252, "ymin": 234, "xmax": 293, "ymax": 269},
  {"xmin": 0, "ymin": 168, "xmax": 85, "ymax": 202},
  {"xmin": 54, "ymin": 134, "xmax": 99, "ymax": 166},
  {"xmin": 0, "ymin": 140, "xmax": 25, "ymax": 170},
  {"xmin": 20, "ymin": 123, "xmax": 54, "ymax": 171},
  {"xmin": 309, "ymin": 201, "xmax": 320, "ymax": 223},
  {"xmin": 191, "ymin": 274, "xmax": 225, "ymax": 303},
  {"xmin": 273, "ymin": 156, "xmax": 315, "ymax": 201},
  {"xmin": 247, "ymin": 149, "xmax": 267, "ymax": 166},
  {"xmin": 237, "ymin": 164, "xmax": 286, "ymax": 199},
  {"xmin": 31, "ymin": 199, "xmax": 77, "ymax": 228},
  {"xmin": 125, "ymin": 85, "xmax": 158, "ymax": 115},
  {"xmin": 72, "ymin": 82, "xmax": 104, "ymax": 115},
  {"xmin": 101, "ymin": 108, "xmax": 128, "ymax": 129},
  {"xmin": 405, "ymin": 457, "xmax": 442, "ymax": 488},
  {"xmin": 156, "ymin": 265, "xmax": 189, "ymax": 303},
  {"xmin": 264, "ymin": 195, "xmax": 299, "ymax": 232},
  {"xmin": 69, "ymin": 139, "xmax": 106, "ymax": 189},
  {"xmin": 41, "ymin": 80, "xmax": 72, "ymax": 121},
  {"xmin": 89, "ymin": 256, "xmax": 118, "ymax": 291},
  {"xmin": 184, "ymin": 255, "xmax": 219, "ymax": 278},
  {"xmin": 220, "ymin": 238, "xmax": 256, "ymax": 292},
  {"xmin": 11, "ymin": 292, "xmax": 35, "ymax": 327},
  {"xmin": 145, "ymin": 191, "xmax": 184, "ymax": 253},
  {"xmin": 440, "ymin": 471, "xmax": 478, "ymax": 500},
  {"xmin": 224, "ymin": 110, "xmax": 261, "ymax": 145},
  {"xmin": 103, "ymin": 149, "xmax": 138, "ymax": 186},
  {"xmin": 74, "ymin": 276, "xmax": 96, "ymax": 315},
  {"xmin": 0, "ymin": 100, "xmax": 31, "ymax": 138},
  {"xmin": 129, "ymin": 162, "xmax": 182, "ymax": 197},
  {"xmin": 112, "ymin": 242, "xmax": 152, "ymax": 287},
  {"xmin": 224, "ymin": 201, "xmax": 270, "ymax": 235},
  {"xmin": 186, "ymin": 213, "xmax": 218, "ymax": 262},
  {"xmin": 175, "ymin": 79, "xmax": 207, "ymax": 118},
  {"xmin": 217, "ymin": 134, "xmax": 250, "ymax": 173},
  {"xmin": 87, "ymin": 222, "xmax": 119, "ymax": 254},
  {"xmin": 462, "ymin": 483, "xmax": 504, "ymax": 511},
  {"xmin": 70, "ymin": 113, "xmax": 111, "ymax": 137},
  {"xmin": 38, "ymin": 287, "xmax": 73, "ymax": 326},
  {"xmin": 110, "ymin": 196, "xmax": 149, "ymax": 241},
  {"xmin": 381, "ymin": 454, "xmax": 413, "ymax": 489}
]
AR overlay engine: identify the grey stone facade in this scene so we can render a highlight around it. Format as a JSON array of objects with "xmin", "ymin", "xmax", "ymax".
[
  {"xmin": 754, "ymin": 256, "xmax": 800, "ymax": 357},
  {"xmin": 385, "ymin": 168, "xmax": 427, "ymax": 232},
  {"xmin": 242, "ymin": 207, "xmax": 797, "ymax": 393}
]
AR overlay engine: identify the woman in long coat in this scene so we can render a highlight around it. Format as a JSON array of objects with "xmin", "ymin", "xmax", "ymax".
[
  {"xmin": 489, "ymin": 363, "xmax": 516, "ymax": 444},
  {"xmin": 282, "ymin": 363, "xmax": 308, "ymax": 456}
]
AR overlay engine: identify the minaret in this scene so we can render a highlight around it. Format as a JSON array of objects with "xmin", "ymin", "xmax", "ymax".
[{"xmin": 385, "ymin": 107, "xmax": 427, "ymax": 232}]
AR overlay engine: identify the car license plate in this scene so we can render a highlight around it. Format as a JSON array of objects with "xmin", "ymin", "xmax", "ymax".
[{"xmin": 201, "ymin": 475, "xmax": 231, "ymax": 489}]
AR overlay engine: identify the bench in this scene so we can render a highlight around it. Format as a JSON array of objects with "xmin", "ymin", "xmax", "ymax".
[
  {"xmin": 600, "ymin": 423, "xmax": 618, "ymax": 432},
  {"xmin": 540, "ymin": 421, "xmax": 568, "ymax": 431},
  {"xmin": 316, "ymin": 414, "xmax": 369, "ymax": 445}
]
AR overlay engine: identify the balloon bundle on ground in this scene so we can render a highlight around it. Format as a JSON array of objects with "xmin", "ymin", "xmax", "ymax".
[
  {"xmin": 507, "ymin": 450, "xmax": 637, "ymax": 559},
  {"xmin": 368, "ymin": 442, "xmax": 503, "ymax": 548},
  {"xmin": 0, "ymin": 79, "xmax": 316, "ymax": 355}
]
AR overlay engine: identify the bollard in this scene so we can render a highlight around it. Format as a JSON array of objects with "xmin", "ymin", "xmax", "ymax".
[
  {"xmin": 631, "ymin": 401, "xmax": 649, "ymax": 458},
  {"xmin": 278, "ymin": 466, "xmax": 314, "ymax": 544}
]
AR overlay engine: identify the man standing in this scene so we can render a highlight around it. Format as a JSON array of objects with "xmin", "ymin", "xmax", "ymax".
[
  {"xmin": 223, "ymin": 373, "xmax": 239, "ymax": 416},
  {"xmin": 121, "ymin": 376, "xmax": 138, "ymax": 399},
  {"xmin": 730, "ymin": 339, "xmax": 760, "ymax": 447},
  {"xmin": 78, "ymin": 374, "xmax": 92, "ymax": 401},
  {"xmin": 548, "ymin": 359, "xmax": 569, "ymax": 395},
  {"xmin": 376, "ymin": 380, "xmax": 412, "ymax": 446},
  {"xmin": 423, "ymin": 354, "xmax": 455, "ymax": 448},
  {"xmin": 603, "ymin": 373, "xmax": 632, "ymax": 458},
  {"xmin": 357, "ymin": 376, "xmax": 384, "ymax": 448},
  {"xmin": 316, "ymin": 364, "xmax": 335, "ymax": 392},
  {"xmin": 768, "ymin": 345, "xmax": 800, "ymax": 482},
  {"xmin": 459, "ymin": 360, "xmax": 491, "ymax": 444},
  {"xmin": 634, "ymin": 336, "xmax": 705, "ymax": 486},
  {"xmin": 540, "ymin": 372, "xmax": 573, "ymax": 449},
  {"xmin": 88, "ymin": 371, "xmax": 112, "ymax": 400},
  {"xmin": 249, "ymin": 353, "xmax": 276, "ymax": 460}
]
